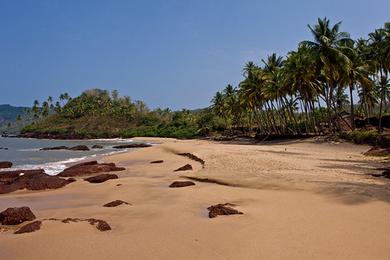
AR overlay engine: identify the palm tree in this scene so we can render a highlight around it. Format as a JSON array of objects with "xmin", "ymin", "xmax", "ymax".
[
  {"xmin": 340, "ymin": 40, "xmax": 373, "ymax": 129},
  {"xmin": 300, "ymin": 17, "xmax": 353, "ymax": 132},
  {"xmin": 368, "ymin": 27, "xmax": 388, "ymax": 132}
]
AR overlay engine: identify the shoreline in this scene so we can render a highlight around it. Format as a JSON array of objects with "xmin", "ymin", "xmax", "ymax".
[{"xmin": 1, "ymin": 137, "xmax": 389, "ymax": 259}]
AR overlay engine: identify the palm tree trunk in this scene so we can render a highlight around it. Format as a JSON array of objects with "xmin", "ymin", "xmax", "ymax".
[{"xmin": 349, "ymin": 85, "xmax": 355, "ymax": 130}]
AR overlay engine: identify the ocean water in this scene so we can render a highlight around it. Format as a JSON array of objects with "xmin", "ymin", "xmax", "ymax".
[{"xmin": 0, "ymin": 137, "xmax": 146, "ymax": 175}]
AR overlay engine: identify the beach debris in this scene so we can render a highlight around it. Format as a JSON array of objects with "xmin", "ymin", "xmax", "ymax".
[
  {"xmin": 0, "ymin": 207, "xmax": 36, "ymax": 225},
  {"xmin": 0, "ymin": 161, "xmax": 12, "ymax": 169},
  {"xmin": 112, "ymin": 143, "xmax": 152, "ymax": 149},
  {"xmin": 207, "ymin": 204, "xmax": 243, "ymax": 218},
  {"xmin": 169, "ymin": 181, "xmax": 195, "ymax": 188},
  {"xmin": 174, "ymin": 164, "xmax": 193, "ymax": 172},
  {"xmin": 150, "ymin": 160, "xmax": 164, "ymax": 164},
  {"xmin": 177, "ymin": 153, "xmax": 205, "ymax": 168},
  {"xmin": 103, "ymin": 200, "xmax": 131, "ymax": 207},
  {"xmin": 84, "ymin": 174, "xmax": 119, "ymax": 183},
  {"xmin": 92, "ymin": 145, "xmax": 104, "ymax": 149},
  {"xmin": 14, "ymin": 221, "xmax": 42, "ymax": 234},
  {"xmin": 58, "ymin": 161, "xmax": 125, "ymax": 177},
  {"xmin": 0, "ymin": 169, "xmax": 72, "ymax": 194},
  {"xmin": 364, "ymin": 147, "xmax": 390, "ymax": 157},
  {"xmin": 116, "ymin": 184, "xmax": 122, "ymax": 186}
]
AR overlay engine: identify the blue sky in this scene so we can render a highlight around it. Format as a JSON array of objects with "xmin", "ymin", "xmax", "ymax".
[{"xmin": 0, "ymin": 0, "xmax": 389, "ymax": 110}]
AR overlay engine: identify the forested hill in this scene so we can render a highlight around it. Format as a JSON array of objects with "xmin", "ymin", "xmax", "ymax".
[
  {"xmin": 20, "ymin": 89, "xmax": 219, "ymax": 139},
  {"xmin": 0, "ymin": 104, "xmax": 27, "ymax": 126}
]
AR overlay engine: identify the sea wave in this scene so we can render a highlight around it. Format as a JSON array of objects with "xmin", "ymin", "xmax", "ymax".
[{"xmin": 0, "ymin": 149, "xmax": 130, "ymax": 176}]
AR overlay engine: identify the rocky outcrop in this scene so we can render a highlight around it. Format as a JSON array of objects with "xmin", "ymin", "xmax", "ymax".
[
  {"xmin": 112, "ymin": 143, "xmax": 151, "ymax": 149},
  {"xmin": 207, "ymin": 204, "xmax": 243, "ymax": 218},
  {"xmin": 364, "ymin": 147, "xmax": 390, "ymax": 156},
  {"xmin": 150, "ymin": 160, "xmax": 164, "ymax": 164},
  {"xmin": 103, "ymin": 200, "xmax": 130, "ymax": 207},
  {"xmin": 58, "ymin": 161, "xmax": 125, "ymax": 177},
  {"xmin": 14, "ymin": 221, "xmax": 42, "ymax": 234},
  {"xmin": 0, "ymin": 207, "xmax": 36, "ymax": 225},
  {"xmin": 174, "ymin": 164, "xmax": 193, "ymax": 172},
  {"xmin": 92, "ymin": 145, "xmax": 103, "ymax": 149},
  {"xmin": 40, "ymin": 146, "xmax": 68, "ymax": 151},
  {"xmin": 40, "ymin": 145, "xmax": 90, "ymax": 151},
  {"xmin": 68, "ymin": 145, "xmax": 90, "ymax": 151},
  {"xmin": 169, "ymin": 181, "xmax": 195, "ymax": 188},
  {"xmin": 84, "ymin": 174, "xmax": 118, "ymax": 183},
  {"xmin": 0, "ymin": 169, "xmax": 72, "ymax": 194},
  {"xmin": 0, "ymin": 161, "xmax": 12, "ymax": 169}
]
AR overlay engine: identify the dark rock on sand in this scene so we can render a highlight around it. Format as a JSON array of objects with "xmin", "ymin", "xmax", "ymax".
[
  {"xmin": 113, "ymin": 143, "xmax": 151, "ymax": 149},
  {"xmin": 84, "ymin": 174, "xmax": 118, "ymax": 183},
  {"xmin": 150, "ymin": 160, "xmax": 164, "ymax": 164},
  {"xmin": 86, "ymin": 218, "xmax": 111, "ymax": 231},
  {"xmin": 0, "ymin": 161, "xmax": 12, "ymax": 169},
  {"xmin": 103, "ymin": 200, "xmax": 130, "ymax": 207},
  {"xmin": 68, "ymin": 145, "xmax": 90, "ymax": 151},
  {"xmin": 56, "ymin": 217, "xmax": 111, "ymax": 231},
  {"xmin": 14, "ymin": 220, "xmax": 42, "ymax": 234},
  {"xmin": 174, "ymin": 164, "xmax": 193, "ymax": 172},
  {"xmin": 169, "ymin": 181, "xmax": 195, "ymax": 188},
  {"xmin": 364, "ymin": 147, "xmax": 390, "ymax": 156},
  {"xmin": 92, "ymin": 145, "xmax": 103, "ymax": 149},
  {"xmin": 0, "ymin": 207, "xmax": 36, "ymax": 225},
  {"xmin": 58, "ymin": 161, "xmax": 125, "ymax": 177},
  {"xmin": 0, "ymin": 169, "xmax": 72, "ymax": 194},
  {"xmin": 207, "ymin": 204, "xmax": 243, "ymax": 218}
]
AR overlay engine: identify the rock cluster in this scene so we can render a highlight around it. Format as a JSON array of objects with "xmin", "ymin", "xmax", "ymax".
[
  {"xmin": 112, "ymin": 143, "xmax": 151, "ymax": 149},
  {"xmin": 40, "ymin": 145, "xmax": 90, "ymax": 151},
  {"xmin": 0, "ymin": 169, "xmax": 73, "ymax": 194},
  {"xmin": 207, "ymin": 204, "xmax": 243, "ymax": 218},
  {"xmin": 0, "ymin": 207, "xmax": 36, "ymax": 225},
  {"xmin": 58, "ymin": 161, "xmax": 125, "ymax": 177}
]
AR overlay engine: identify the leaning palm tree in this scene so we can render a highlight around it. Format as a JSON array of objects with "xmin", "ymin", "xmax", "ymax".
[{"xmin": 300, "ymin": 17, "xmax": 353, "ymax": 132}]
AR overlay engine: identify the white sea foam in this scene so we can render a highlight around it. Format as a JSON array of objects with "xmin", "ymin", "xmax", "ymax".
[{"xmin": 0, "ymin": 149, "xmax": 130, "ymax": 176}]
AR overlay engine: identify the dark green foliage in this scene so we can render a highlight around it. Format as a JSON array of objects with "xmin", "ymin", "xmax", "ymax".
[{"xmin": 21, "ymin": 89, "xmax": 221, "ymax": 139}]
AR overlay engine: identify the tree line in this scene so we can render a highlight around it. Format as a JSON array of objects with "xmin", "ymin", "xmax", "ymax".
[{"xmin": 211, "ymin": 18, "xmax": 389, "ymax": 135}]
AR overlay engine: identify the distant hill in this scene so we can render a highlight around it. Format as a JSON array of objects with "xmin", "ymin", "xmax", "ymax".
[
  {"xmin": 0, "ymin": 104, "xmax": 34, "ymax": 134},
  {"xmin": 0, "ymin": 104, "xmax": 28, "ymax": 125}
]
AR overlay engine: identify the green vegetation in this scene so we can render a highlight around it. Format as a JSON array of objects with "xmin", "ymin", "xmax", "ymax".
[
  {"xmin": 21, "ymin": 89, "xmax": 222, "ymax": 139},
  {"xmin": 21, "ymin": 18, "xmax": 390, "ymax": 140},
  {"xmin": 211, "ymin": 18, "xmax": 390, "ymax": 135}
]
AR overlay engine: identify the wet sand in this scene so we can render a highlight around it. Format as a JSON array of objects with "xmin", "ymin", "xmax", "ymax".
[{"xmin": 0, "ymin": 137, "xmax": 389, "ymax": 259}]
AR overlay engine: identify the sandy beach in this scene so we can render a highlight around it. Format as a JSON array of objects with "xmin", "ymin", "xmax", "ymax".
[{"xmin": 1, "ymin": 138, "xmax": 389, "ymax": 259}]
